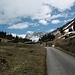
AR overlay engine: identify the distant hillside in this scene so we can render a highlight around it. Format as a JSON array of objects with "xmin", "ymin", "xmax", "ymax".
[
  {"xmin": 51, "ymin": 18, "xmax": 75, "ymax": 54},
  {"xmin": 51, "ymin": 18, "xmax": 75, "ymax": 36}
]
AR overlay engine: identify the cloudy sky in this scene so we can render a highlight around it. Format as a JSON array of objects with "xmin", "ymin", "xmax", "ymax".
[{"xmin": 0, "ymin": 0, "xmax": 75, "ymax": 38}]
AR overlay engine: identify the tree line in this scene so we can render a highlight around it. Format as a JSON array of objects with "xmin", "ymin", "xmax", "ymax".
[
  {"xmin": 0, "ymin": 31, "xmax": 31, "ymax": 43},
  {"xmin": 39, "ymin": 33, "xmax": 55, "ymax": 42}
]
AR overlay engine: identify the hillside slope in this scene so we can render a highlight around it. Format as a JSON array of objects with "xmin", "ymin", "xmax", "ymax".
[{"xmin": 55, "ymin": 37, "xmax": 75, "ymax": 54}]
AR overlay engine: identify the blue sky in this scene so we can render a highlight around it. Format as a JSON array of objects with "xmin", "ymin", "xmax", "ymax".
[{"xmin": 0, "ymin": 0, "xmax": 75, "ymax": 38}]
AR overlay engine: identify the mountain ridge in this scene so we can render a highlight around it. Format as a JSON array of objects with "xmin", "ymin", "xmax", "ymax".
[{"xmin": 25, "ymin": 32, "xmax": 46, "ymax": 42}]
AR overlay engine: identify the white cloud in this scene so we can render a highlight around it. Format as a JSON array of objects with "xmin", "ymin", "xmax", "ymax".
[
  {"xmin": 63, "ymin": 18, "xmax": 74, "ymax": 23},
  {"xmin": 51, "ymin": 20, "xmax": 61, "ymax": 24},
  {"xmin": 48, "ymin": 29, "xmax": 55, "ymax": 32},
  {"xmin": 0, "ymin": 0, "xmax": 75, "ymax": 24},
  {"xmin": 0, "ymin": 0, "xmax": 44, "ymax": 18},
  {"xmin": 8, "ymin": 23, "xmax": 29, "ymax": 29},
  {"xmin": 45, "ymin": 0, "xmax": 75, "ymax": 11},
  {"xmin": 32, "ymin": 5, "xmax": 52, "ymax": 20},
  {"xmin": 50, "ymin": 14, "xmax": 68, "ymax": 20},
  {"xmin": 0, "ymin": 0, "xmax": 45, "ymax": 24},
  {"xmin": 39, "ymin": 20, "xmax": 48, "ymax": 25},
  {"xmin": 27, "ymin": 31, "xmax": 34, "ymax": 34},
  {"xmin": 29, "ymin": 23, "xmax": 39, "ymax": 27}
]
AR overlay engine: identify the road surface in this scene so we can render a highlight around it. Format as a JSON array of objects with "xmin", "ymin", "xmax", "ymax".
[{"xmin": 46, "ymin": 47, "xmax": 75, "ymax": 75}]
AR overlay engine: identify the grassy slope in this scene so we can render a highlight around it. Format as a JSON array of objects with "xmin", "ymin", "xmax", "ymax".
[
  {"xmin": 0, "ymin": 43, "xmax": 46, "ymax": 75},
  {"xmin": 54, "ymin": 37, "xmax": 75, "ymax": 54}
]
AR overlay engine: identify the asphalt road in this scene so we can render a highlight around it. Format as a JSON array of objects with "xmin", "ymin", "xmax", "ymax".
[{"xmin": 46, "ymin": 47, "xmax": 75, "ymax": 75}]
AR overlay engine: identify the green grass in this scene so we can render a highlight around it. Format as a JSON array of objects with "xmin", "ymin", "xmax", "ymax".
[{"xmin": 0, "ymin": 42, "xmax": 46, "ymax": 75}]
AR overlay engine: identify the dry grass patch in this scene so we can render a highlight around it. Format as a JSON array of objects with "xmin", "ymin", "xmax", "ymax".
[
  {"xmin": 54, "ymin": 37, "xmax": 75, "ymax": 56},
  {"xmin": 0, "ymin": 43, "xmax": 46, "ymax": 75}
]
